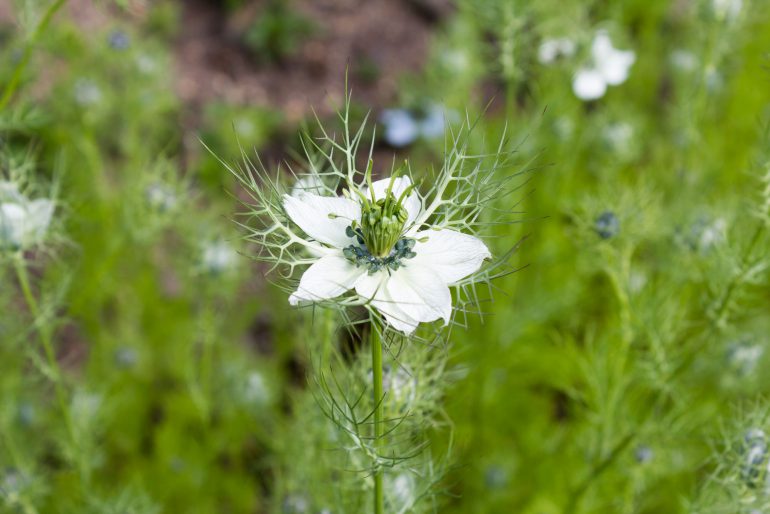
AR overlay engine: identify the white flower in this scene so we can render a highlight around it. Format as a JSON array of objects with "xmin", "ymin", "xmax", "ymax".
[
  {"xmin": 74, "ymin": 78, "xmax": 103, "ymax": 106},
  {"xmin": 284, "ymin": 175, "xmax": 490, "ymax": 334},
  {"xmin": 670, "ymin": 49, "xmax": 698, "ymax": 72},
  {"xmin": 572, "ymin": 31, "xmax": 636, "ymax": 101},
  {"xmin": 146, "ymin": 182, "xmax": 177, "ymax": 212},
  {"xmin": 201, "ymin": 240, "xmax": 238, "ymax": 274},
  {"xmin": 538, "ymin": 37, "xmax": 576, "ymax": 64},
  {"xmin": 713, "ymin": 0, "xmax": 742, "ymax": 21},
  {"xmin": 0, "ymin": 181, "xmax": 54, "ymax": 250},
  {"xmin": 379, "ymin": 105, "xmax": 452, "ymax": 148}
]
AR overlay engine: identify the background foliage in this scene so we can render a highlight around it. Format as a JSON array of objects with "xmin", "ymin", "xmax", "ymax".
[{"xmin": 2, "ymin": 0, "xmax": 770, "ymax": 512}]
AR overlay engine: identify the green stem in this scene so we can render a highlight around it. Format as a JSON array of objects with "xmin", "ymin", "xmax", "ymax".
[
  {"xmin": 371, "ymin": 318, "xmax": 384, "ymax": 514},
  {"xmin": 13, "ymin": 254, "xmax": 86, "ymax": 484},
  {"xmin": 0, "ymin": 0, "xmax": 68, "ymax": 110}
]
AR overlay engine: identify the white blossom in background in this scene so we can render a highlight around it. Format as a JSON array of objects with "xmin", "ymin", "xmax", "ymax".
[
  {"xmin": 670, "ymin": 49, "xmax": 698, "ymax": 72},
  {"xmin": 244, "ymin": 371, "xmax": 271, "ymax": 405},
  {"xmin": 538, "ymin": 37, "xmax": 576, "ymax": 64},
  {"xmin": 369, "ymin": 364, "xmax": 418, "ymax": 409},
  {"xmin": 713, "ymin": 0, "xmax": 742, "ymax": 21},
  {"xmin": 284, "ymin": 174, "xmax": 490, "ymax": 334},
  {"xmin": 145, "ymin": 182, "xmax": 177, "ymax": 212},
  {"xmin": 0, "ymin": 181, "xmax": 54, "ymax": 251},
  {"xmin": 136, "ymin": 54, "xmax": 158, "ymax": 75},
  {"xmin": 74, "ymin": 78, "xmax": 103, "ymax": 106},
  {"xmin": 387, "ymin": 473, "xmax": 416, "ymax": 514},
  {"xmin": 380, "ymin": 105, "xmax": 453, "ymax": 148},
  {"xmin": 573, "ymin": 31, "xmax": 636, "ymax": 101},
  {"xmin": 201, "ymin": 240, "xmax": 238, "ymax": 275},
  {"xmin": 603, "ymin": 122, "xmax": 635, "ymax": 155}
]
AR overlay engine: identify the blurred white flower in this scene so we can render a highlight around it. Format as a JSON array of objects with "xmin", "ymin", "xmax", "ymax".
[
  {"xmin": 698, "ymin": 217, "xmax": 727, "ymax": 250},
  {"xmin": 0, "ymin": 181, "xmax": 54, "ymax": 251},
  {"xmin": 670, "ymin": 49, "xmax": 698, "ymax": 72},
  {"xmin": 136, "ymin": 54, "xmax": 158, "ymax": 75},
  {"xmin": 713, "ymin": 0, "xmax": 742, "ymax": 21},
  {"xmin": 384, "ymin": 365, "xmax": 417, "ymax": 408},
  {"xmin": 245, "ymin": 371, "xmax": 271, "ymax": 405},
  {"xmin": 603, "ymin": 122, "xmax": 635, "ymax": 155},
  {"xmin": 285, "ymin": 175, "xmax": 490, "ymax": 334},
  {"xmin": 727, "ymin": 340, "xmax": 763, "ymax": 376},
  {"xmin": 74, "ymin": 79, "xmax": 103, "ymax": 106},
  {"xmin": 440, "ymin": 48, "xmax": 471, "ymax": 73},
  {"xmin": 380, "ymin": 109, "xmax": 420, "ymax": 147},
  {"xmin": 201, "ymin": 240, "xmax": 238, "ymax": 275},
  {"xmin": 388, "ymin": 473, "xmax": 415, "ymax": 513},
  {"xmin": 380, "ymin": 105, "xmax": 451, "ymax": 147},
  {"xmin": 538, "ymin": 37, "xmax": 576, "ymax": 64},
  {"xmin": 573, "ymin": 31, "xmax": 636, "ymax": 101},
  {"xmin": 234, "ymin": 118, "xmax": 256, "ymax": 139},
  {"xmin": 146, "ymin": 183, "xmax": 177, "ymax": 212}
]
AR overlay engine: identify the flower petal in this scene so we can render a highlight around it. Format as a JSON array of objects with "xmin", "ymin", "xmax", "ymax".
[
  {"xmin": 410, "ymin": 229, "xmax": 491, "ymax": 284},
  {"xmin": 365, "ymin": 176, "xmax": 421, "ymax": 227},
  {"xmin": 598, "ymin": 49, "xmax": 635, "ymax": 85},
  {"xmin": 289, "ymin": 253, "xmax": 365, "ymax": 305},
  {"xmin": 0, "ymin": 203, "xmax": 26, "ymax": 248},
  {"xmin": 283, "ymin": 193, "xmax": 361, "ymax": 248},
  {"xmin": 355, "ymin": 273, "xmax": 420, "ymax": 334},
  {"xmin": 26, "ymin": 199, "xmax": 54, "ymax": 241},
  {"xmin": 572, "ymin": 68, "xmax": 607, "ymax": 101},
  {"xmin": 355, "ymin": 265, "xmax": 452, "ymax": 334}
]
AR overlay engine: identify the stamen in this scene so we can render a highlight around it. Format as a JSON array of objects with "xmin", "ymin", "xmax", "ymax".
[{"xmin": 343, "ymin": 226, "xmax": 416, "ymax": 275}]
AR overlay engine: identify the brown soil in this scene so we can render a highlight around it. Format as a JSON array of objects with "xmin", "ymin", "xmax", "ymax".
[{"xmin": 174, "ymin": 0, "xmax": 444, "ymax": 124}]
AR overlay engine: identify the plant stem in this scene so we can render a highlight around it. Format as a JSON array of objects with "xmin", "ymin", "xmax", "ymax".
[
  {"xmin": 371, "ymin": 318, "xmax": 384, "ymax": 514},
  {"xmin": 13, "ymin": 254, "xmax": 86, "ymax": 484},
  {"xmin": 0, "ymin": 0, "xmax": 68, "ymax": 110}
]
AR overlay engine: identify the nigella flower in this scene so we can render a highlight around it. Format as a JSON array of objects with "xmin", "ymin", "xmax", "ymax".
[
  {"xmin": 572, "ymin": 31, "xmax": 635, "ymax": 101},
  {"xmin": 538, "ymin": 37, "xmax": 576, "ymax": 64},
  {"xmin": 284, "ymin": 173, "xmax": 490, "ymax": 334},
  {"xmin": 0, "ymin": 181, "xmax": 54, "ymax": 251},
  {"xmin": 379, "ymin": 104, "xmax": 451, "ymax": 148}
]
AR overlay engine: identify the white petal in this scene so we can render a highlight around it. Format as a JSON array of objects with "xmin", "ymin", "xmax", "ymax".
[
  {"xmin": 356, "ymin": 272, "xmax": 420, "ymax": 335},
  {"xmin": 356, "ymin": 273, "xmax": 420, "ymax": 334},
  {"xmin": 0, "ymin": 182, "xmax": 24, "ymax": 203},
  {"xmin": 598, "ymin": 49, "xmax": 635, "ymax": 85},
  {"xmin": 365, "ymin": 176, "xmax": 421, "ymax": 227},
  {"xmin": 283, "ymin": 193, "xmax": 361, "ymax": 248},
  {"xmin": 538, "ymin": 39, "xmax": 560, "ymax": 64},
  {"xmin": 410, "ymin": 229, "xmax": 490, "ymax": 284},
  {"xmin": 591, "ymin": 31, "xmax": 615, "ymax": 62},
  {"xmin": 26, "ymin": 199, "xmax": 54, "ymax": 241},
  {"xmin": 289, "ymin": 253, "xmax": 365, "ymax": 305},
  {"xmin": 0, "ymin": 203, "xmax": 26, "ymax": 247},
  {"xmin": 355, "ymin": 266, "xmax": 452, "ymax": 334},
  {"xmin": 572, "ymin": 68, "xmax": 607, "ymax": 101}
]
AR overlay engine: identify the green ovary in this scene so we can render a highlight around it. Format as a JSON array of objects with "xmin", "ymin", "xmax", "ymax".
[{"xmin": 359, "ymin": 194, "xmax": 408, "ymax": 257}]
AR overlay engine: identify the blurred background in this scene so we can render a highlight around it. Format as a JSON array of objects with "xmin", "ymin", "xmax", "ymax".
[{"xmin": 2, "ymin": 0, "xmax": 770, "ymax": 513}]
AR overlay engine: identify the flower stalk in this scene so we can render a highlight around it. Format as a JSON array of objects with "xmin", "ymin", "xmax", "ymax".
[
  {"xmin": 13, "ymin": 253, "xmax": 87, "ymax": 485},
  {"xmin": 371, "ymin": 317, "xmax": 384, "ymax": 514}
]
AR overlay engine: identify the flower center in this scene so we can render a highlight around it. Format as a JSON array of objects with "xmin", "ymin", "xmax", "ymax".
[
  {"xmin": 343, "ymin": 230, "xmax": 416, "ymax": 275},
  {"xmin": 359, "ymin": 192, "xmax": 409, "ymax": 258}
]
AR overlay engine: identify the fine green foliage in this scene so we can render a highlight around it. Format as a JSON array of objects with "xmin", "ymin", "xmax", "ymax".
[{"xmin": 2, "ymin": 0, "xmax": 770, "ymax": 513}]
